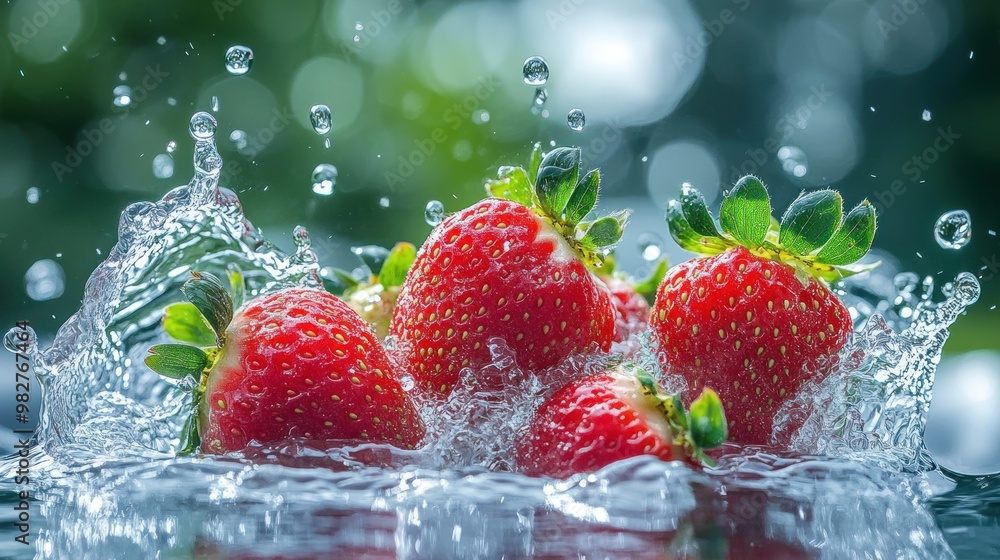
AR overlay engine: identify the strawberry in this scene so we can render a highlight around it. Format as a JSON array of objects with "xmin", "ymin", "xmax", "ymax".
[
  {"xmin": 596, "ymin": 256, "xmax": 667, "ymax": 342},
  {"xmin": 321, "ymin": 242, "xmax": 416, "ymax": 339},
  {"xmin": 516, "ymin": 364, "xmax": 726, "ymax": 478},
  {"xmin": 145, "ymin": 270, "xmax": 424, "ymax": 454},
  {"xmin": 388, "ymin": 146, "xmax": 626, "ymax": 399},
  {"xmin": 649, "ymin": 178, "xmax": 877, "ymax": 445}
]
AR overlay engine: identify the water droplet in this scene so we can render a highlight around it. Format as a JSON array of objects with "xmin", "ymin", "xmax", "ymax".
[
  {"xmin": 641, "ymin": 156, "xmax": 648, "ymax": 163},
  {"xmin": 112, "ymin": 84, "xmax": 132, "ymax": 107},
  {"xmin": 530, "ymin": 88, "xmax": 548, "ymax": 115},
  {"xmin": 152, "ymin": 153, "xmax": 174, "ymax": 179},
  {"xmin": 952, "ymin": 272, "xmax": 981, "ymax": 305},
  {"xmin": 292, "ymin": 225, "xmax": 312, "ymax": 250},
  {"xmin": 311, "ymin": 163, "xmax": 338, "ymax": 196},
  {"xmin": 224, "ymin": 45, "xmax": 254, "ymax": 75},
  {"xmin": 211, "ymin": 95, "xmax": 220, "ymax": 112},
  {"xmin": 894, "ymin": 272, "xmax": 920, "ymax": 293},
  {"xmin": 26, "ymin": 187, "xmax": 40, "ymax": 204},
  {"xmin": 379, "ymin": 197, "xmax": 390, "ymax": 208},
  {"xmin": 567, "ymin": 108, "xmax": 586, "ymax": 131},
  {"xmin": 310, "ymin": 104, "xmax": 332, "ymax": 135},
  {"xmin": 3, "ymin": 326, "xmax": 37, "ymax": 354},
  {"xmin": 166, "ymin": 140, "xmax": 177, "ymax": 153},
  {"xmin": 118, "ymin": 71, "xmax": 127, "ymax": 81},
  {"xmin": 156, "ymin": 36, "xmax": 166, "ymax": 46},
  {"xmin": 229, "ymin": 130, "xmax": 248, "ymax": 150},
  {"xmin": 934, "ymin": 210, "xmax": 972, "ymax": 250},
  {"xmin": 777, "ymin": 146, "xmax": 808, "ymax": 178},
  {"xmin": 189, "ymin": 111, "xmax": 218, "ymax": 140},
  {"xmin": 637, "ymin": 232, "xmax": 663, "ymax": 261},
  {"xmin": 324, "ymin": 138, "xmax": 331, "ymax": 149},
  {"xmin": 167, "ymin": 97, "xmax": 177, "ymax": 106},
  {"xmin": 522, "ymin": 56, "xmax": 549, "ymax": 86},
  {"xmin": 424, "ymin": 200, "xmax": 444, "ymax": 226},
  {"xmin": 452, "ymin": 140, "xmax": 472, "ymax": 161},
  {"xmin": 355, "ymin": 21, "xmax": 364, "ymax": 31},
  {"xmin": 921, "ymin": 109, "xmax": 931, "ymax": 122},
  {"xmin": 24, "ymin": 259, "xmax": 65, "ymax": 301},
  {"xmin": 473, "ymin": 109, "xmax": 490, "ymax": 124}
]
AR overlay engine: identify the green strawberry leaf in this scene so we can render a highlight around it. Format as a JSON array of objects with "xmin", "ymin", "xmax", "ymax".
[
  {"xmin": 145, "ymin": 344, "xmax": 209, "ymax": 381},
  {"xmin": 180, "ymin": 272, "xmax": 233, "ymax": 346},
  {"xmin": 579, "ymin": 210, "xmax": 629, "ymax": 250},
  {"xmin": 632, "ymin": 258, "xmax": 669, "ymax": 306},
  {"xmin": 162, "ymin": 302, "xmax": 217, "ymax": 347},
  {"xmin": 679, "ymin": 184, "xmax": 721, "ymax": 237},
  {"xmin": 227, "ymin": 263, "xmax": 246, "ymax": 310},
  {"xmin": 178, "ymin": 406, "xmax": 201, "ymax": 455},
  {"xmin": 535, "ymin": 147, "xmax": 580, "ymax": 220},
  {"xmin": 666, "ymin": 200, "xmax": 731, "ymax": 255},
  {"xmin": 564, "ymin": 169, "xmax": 600, "ymax": 227},
  {"xmin": 720, "ymin": 176, "xmax": 771, "ymax": 247},
  {"xmin": 527, "ymin": 141, "xmax": 543, "ymax": 184},
  {"xmin": 380, "ymin": 242, "xmax": 416, "ymax": 289},
  {"xmin": 815, "ymin": 200, "xmax": 877, "ymax": 266},
  {"xmin": 486, "ymin": 166, "xmax": 534, "ymax": 207},
  {"xmin": 352, "ymin": 245, "xmax": 391, "ymax": 275},
  {"xmin": 778, "ymin": 189, "xmax": 843, "ymax": 256},
  {"xmin": 689, "ymin": 388, "xmax": 727, "ymax": 449}
]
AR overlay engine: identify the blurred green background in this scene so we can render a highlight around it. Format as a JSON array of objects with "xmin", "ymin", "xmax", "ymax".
[{"xmin": 0, "ymin": 0, "xmax": 998, "ymax": 351}]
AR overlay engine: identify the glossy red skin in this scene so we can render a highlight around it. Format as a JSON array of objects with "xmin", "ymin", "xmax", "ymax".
[
  {"xmin": 389, "ymin": 199, "xmax": 617, "ymax": 399},
  {"xmin": 200, "ymin": 288, "xmax": 424, "ymax": 453},
  {"xmin": 517, "ymin": 370, "xmax": 687, "ymax": 478},
  {"xmin": 649, "ymin": 246, "xmax": 850, "ymax": 445},
  {"xmin": 603, "ymin": 276, "xmax": 651, "ymax": 342}
]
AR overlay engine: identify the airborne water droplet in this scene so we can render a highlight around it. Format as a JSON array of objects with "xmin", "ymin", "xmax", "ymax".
[
  {"xmin": 292, "ymin": 225, "xmax": 312, "ymax": 250},
  {"xmin": 166, "ymin": 140, "xmax": 177, "ymax": 153},
  {"xmin": 637, "ymin": 232, "xmax": 663, "ymax": 261},
  {"xmin": 211, "ymin": 96, "xmax": 220, "ymax": 112},
  {"xmin": 379, "ymin": 197, "xmax": 390, "ymax": 208},
  {"xmin": 934, "ymin": 210, "xmax": 972, "ymax": 250},
  {"xmin": 567, "ymin": 108, "xmax": 586, "ymax": 132},
  {"xmin": 530, "ymin": 88, "xmax": 548, "ymax": 115},
  {"xmin": 3, "ymin": 326, "xmax": 37, "ymax": 354},
  {"xmin": 26, "ymin": 187, "xmax": 40, "ymax": 204},
  {"xmin": 112, "ymin": 84, "xmax": 132, "ymax": 107},
  {"xmin": 473, "ymin": 109, "xmax": 490, "ymax": 125},
  {"xmin": 152, "ymin": 153, "xmax": 174, "ymax": 179},
  {"xmin": 224, "ymin": 45, "xmax": 254, "ymax": 75},
  {"xmin": 324, "ymin": 138, "xmax": 331, "ymax": 149},
  {"xmin": 310, "ymin": 104, "xmax": 332, "ymax": 135},
  {"xmin": 311, "ymin": 163, "xmax": 338, "ymax": 196},
  {"xmin": 425, "ymin": 200, "xmax": 444, "ymax": 226},
  {"xmin": 24, "ymin": 259, "xmax": 65, "ymax": 301},
  {"xmin": 522, "ymin": 56, "xmax": 549, "ymax": 86},
  {"xmin": 189, "ymin": 111, "xmax": 217, "ymax": 140},
  {"xmin": 921, "ymin": 109, "xmax": 932, "ymax": 122}
]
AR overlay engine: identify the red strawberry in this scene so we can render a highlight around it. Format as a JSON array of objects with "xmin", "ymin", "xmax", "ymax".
[
  {"xmin": 389, "ymin": 146, "xmax": 625, "ymax": 399},
  {"xmin": 650, "ymin": 178, "xmax": 876, "ymax": 445},
  {"xmin": 145, "ymin": 271, "xmax": 424, "ymax": 454},
  {"xmin": 598, "ymin": 257, "xmax": 667, "ymax": 342},
  {"xmin": 516, "ymin": 364, "xmax": 726, "ymax": 478}
]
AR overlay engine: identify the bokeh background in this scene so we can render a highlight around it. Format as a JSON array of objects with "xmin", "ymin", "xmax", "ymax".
[{"xmin": 0, "ymin": 0, "xmax": 999, "ymax": 468}]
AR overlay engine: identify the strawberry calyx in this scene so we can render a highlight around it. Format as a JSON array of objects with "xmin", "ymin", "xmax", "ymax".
[
  {"xmin": 630, "ymin": 366, "xmax": 727, "ymax": 467},
  {"xmin": 321, "ymin": 242, "xmax": 416, "ymax": 338},
  {"xmin": 665, "ymin": 176, "xmax": 879, "ymax": 283},
  {"xmin": 145, "ymin": 268, "xmax": 243, "ymax": 454},
  {"xmin": 485, "ymin": 143, "xmax": 629, "ymax": 267}
]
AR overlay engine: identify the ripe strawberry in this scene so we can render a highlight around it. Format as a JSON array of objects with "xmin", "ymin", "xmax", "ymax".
[
  {"xmin": 597, "ymin": 257, "xmax": 667, "ymax": 342},
  {"xmin": 145, "ymin": 271, "xmax": 424, "ymax": 454},
  {"xmin": 389, "ymin": 146, "xmax": 625, "ymax": 398},
  {"xmin": 516, "ymin": 364, "xmax": 726, "ymax": 478},
  {"xmin": 650, "ymin": 178, "xmax": 877, "ymax": 444}
]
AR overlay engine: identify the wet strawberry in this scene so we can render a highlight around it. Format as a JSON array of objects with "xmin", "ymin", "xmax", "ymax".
[
  {"xmin": 598, "ymin": 258, "xmax": 666, "ymax": 342},
  {"xmin": 146, "ymin": 271, "xmax": 424, "ymax": 454},
  {"xmin": 389, "ymin": 146, "xmax": 625, "ymax": 399},
  {"xmin": 516, "ymin": 364, "xmax": 726, "ymax": 478},
  {"xmin": 650, "ymin": 178, "xmax": 876, "ymax": 444}
]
